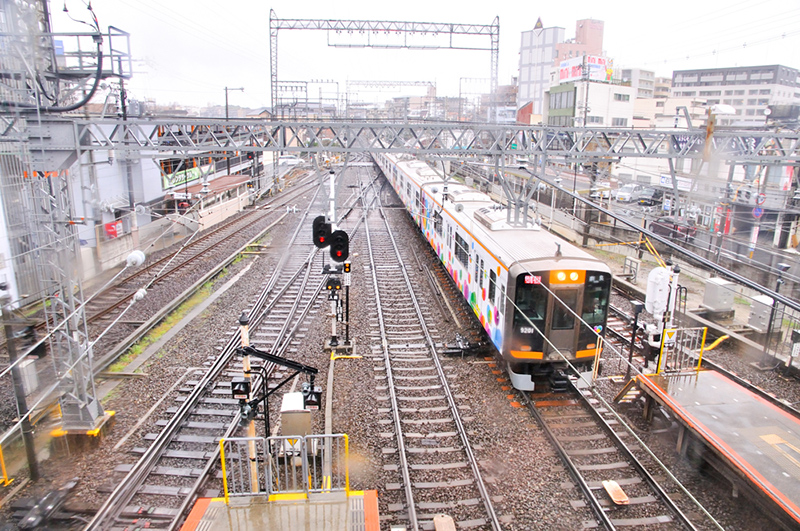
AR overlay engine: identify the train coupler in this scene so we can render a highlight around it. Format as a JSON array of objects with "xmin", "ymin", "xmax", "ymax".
[
  {"xmin": 549, "ymin": 370, "xmax": 569, "ymax": 392},
  {"xmin": 440, "ymin": 333, "xmax": 482, "ymax": 357}
]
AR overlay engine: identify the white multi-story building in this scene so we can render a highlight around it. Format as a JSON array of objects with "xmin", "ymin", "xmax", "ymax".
[
  {"xmin": 518, "ymin": 18, "xmax": 604, "ymax": 123},
  {"xmin": 620, "ymin": 68, "xmax": 655, "ymax": 99},
  {"xmin": 671, "ymin": 65, "xmax": 800, "ymax": 126},
  {"xmin": 518, "ymin": 23, "xmax": 564, "ymax": 121}
]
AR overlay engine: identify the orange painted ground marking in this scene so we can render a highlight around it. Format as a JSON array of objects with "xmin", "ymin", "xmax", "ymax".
[
  {"xmin": 363, "ymin": 490, "xmax": 380, "ymax": 531},
  {"xmin": 179, "ymin": 497, "xmax": 213, "ymax": 531},
  {"xmin": 487, "ymin": 363, "xmax": 497, "ymax": 368},
  {"xmin": 484, "ymin": 357, "xmax": 493, "ymax": 361},
  {"xmin": 501, "ymin": 386, "xmax": 511, "ymax": 391},
  {"xmin": 510, "ymin": 401, "xmax": 523, "ymax": 408},
  {"xmin": 491, "ymin": 370, "xmax": 502, "ymax": 375}
]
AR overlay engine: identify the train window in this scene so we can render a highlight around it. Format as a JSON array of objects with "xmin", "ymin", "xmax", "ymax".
[
  {"xmin": 552, "ymin": 290, "xmax": 578, "ymax": 330},
  {"xmin": 489, "ymin": 269, "xmax": 496, "ymax": 301},
  {"xmin": 433, "ymin": 211, "xmax": 443, "ymax": 236},
  {"xmin": 407, "ymin": 182, "xmax": 412, "ymax": 198},
  {"xmin": 500, "ymin": 284, "xmax": 505, "ymax": 313},
  {"xmin": 582, "ymin": 276, "xmax": 610, "ymax": 325},
  {"xmin": 513, "ymin": 277, "xmax": 546, "ymax": 351},
  {"xmin": 479, "ymin": 259, "xmax": 484, "ymax": 288},
  {"xmin": 578, "ymin": 272, "xmax": 612, "ymax": 349},
  {"xmin": 454, "ymin": 233, "xmax": 469, "ymax": 266}
]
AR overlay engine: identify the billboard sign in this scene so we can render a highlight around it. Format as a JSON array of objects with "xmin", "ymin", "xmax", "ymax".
[
  {"xmin": 659, "ymin": 174, "xmax": 693, "ymax": 192},
  {"xmin": 161, "ymin": 164, "xmax": 210, "ymax": 190},
  {"xmin": 105, "ymin": 220, "xmax": 123, "ymax": 239},
  {"xmin": 558, "ymin": 55, "xmax": 612, "ymax": 84}
]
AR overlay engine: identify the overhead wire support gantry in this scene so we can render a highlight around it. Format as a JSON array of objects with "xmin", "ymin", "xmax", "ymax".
[
  {"xmin": 268, "ymin": 10, "xmax": 500, "ymax": 121},
  {"xmin": 34, "ymin": 119, "xmax": 800, "ymax": 162}
]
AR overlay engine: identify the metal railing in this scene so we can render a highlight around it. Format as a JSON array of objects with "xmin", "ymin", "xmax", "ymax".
[
  {"xmin": 220, "ymin": 434, "xmax": 350, "ymax": 503},
  {"xmin": 657, "ymin": 326, "xmax": 708, "ymax": 374}
]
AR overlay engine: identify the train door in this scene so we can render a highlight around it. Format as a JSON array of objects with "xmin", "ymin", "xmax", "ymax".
[{"xmin": 545, "ymin": 288, "xmax": 580, "ymax": 357}]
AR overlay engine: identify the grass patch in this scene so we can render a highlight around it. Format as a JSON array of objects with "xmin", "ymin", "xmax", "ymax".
[
  {"xmin": 107, "ymin": 281, "xmax": 215, "ymax": 372},
  {"xmin": 101, "ymin": 386, "xmax": 120, "ymax": 405},
  {"xmin": 734, "ymin": 296, "xmax": 750, "ymax": 306}
]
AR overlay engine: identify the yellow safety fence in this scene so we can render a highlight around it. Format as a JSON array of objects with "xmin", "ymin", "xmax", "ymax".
[
  {"xmin": 220, "ymin": 434, "xmax": 350, "ymax": 504},
  {"xmin": 657, "ymin": 326, "xmax": 708, "ymax": 375}
]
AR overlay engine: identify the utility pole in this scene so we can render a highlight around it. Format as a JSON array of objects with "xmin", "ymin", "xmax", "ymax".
[
  {"xmin": 119, "ymin": 72, "xmax": 139, "ymax": 247},
  {"xmin": 581, "ymin": 55, "xmax": 590, "ymax": 127},
  {"xmin": 224, "ymin": 87, "xmax": 244, "ymax": 176},
  {"xmin": 0, "ymin": 293, "xmax": 39, "ymax": 482}
]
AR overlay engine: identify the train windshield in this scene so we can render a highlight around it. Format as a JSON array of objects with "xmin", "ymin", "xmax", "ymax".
[
  {"xmin": 578, "ymin": 272, "xmax": 611, "ymax": 348},
  {"xmin": 512, "ymin": 274, "xmax": 547, "ymax": 352},
  {"xmin": 552, "ymin": 290, "xmax": 578, "ymax": 330},
  {"xmin": 582, "ymin": 272, "xmax": 611, "ymax": 325}
]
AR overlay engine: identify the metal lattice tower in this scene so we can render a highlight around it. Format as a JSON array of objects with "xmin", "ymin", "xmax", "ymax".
[{"xmin": 0, "ymin": 0, "xmax": 129, "ymax": 431}]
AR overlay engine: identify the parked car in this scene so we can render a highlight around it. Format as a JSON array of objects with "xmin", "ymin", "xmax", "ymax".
[
  {"xmin": 650, "ymin": 216, "xmax": 697, "ymax": 241},
  {"xmin": 616, "ymin": 183, "xmax": 643, "ymax": 202},
  {"xmin": 590, "ymin": 180, "xmax": 611, "ymax": 199},
  {"xmin": 278, "ymin": 155, "xmax": 303, "ymax": 166},
  {"xmin": 635, "ymin": 187, "xmax": 664, "ymax": 206}
]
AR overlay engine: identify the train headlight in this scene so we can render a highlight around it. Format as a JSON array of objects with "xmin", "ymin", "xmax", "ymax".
[
  {"xmin": 557, "ymin": 271, "xmax": 566, "ymax": 282},
  {"xmin": 570, "ymin": 272, "xmax": 579, "ymax": 282}
]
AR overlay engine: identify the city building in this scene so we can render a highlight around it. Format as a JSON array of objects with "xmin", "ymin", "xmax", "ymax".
[
  {"xmin": 517, "ymin": 18, "xmax": 603, "ymax": 123},
  {"xmin": 654, "ymin": 77, "xmax": 671, "ymax": 99},
  {"xmin": 554, "ymin": 19, "xmax": 604, "ymax": 63},
  {"xmin": 671, "ymin": 65, "xmax": 800, "ymax": 126},
  {"xmin": 544, "ymin": 55, "xmax": 633, "ymax": 127},
  {"xmin": 620, "ymin": 68, "xmax": 655, "ymax": 99},
  {"xmin": 517, "ymin": 21, "xmax": 565, "ymax": 122}
]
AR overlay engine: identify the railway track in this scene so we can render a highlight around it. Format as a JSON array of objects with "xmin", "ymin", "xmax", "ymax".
[
  {"xmin": 0, "ymin": 173, "xmax": 320, "ymax": 356},
  {"xmin": 86, "ymin": 167, "xmax": 371, "ymax": 530},
  {"xmin": 85, "ymin": 180, "xmax": 333, "ymax": 530},
  {"xmin": 522, "ymin": 381, "xmax": 696, "ymax": 530},
  {"xmin": 360, "ymin": 174, "xmax": 501, "ymax": 531}
]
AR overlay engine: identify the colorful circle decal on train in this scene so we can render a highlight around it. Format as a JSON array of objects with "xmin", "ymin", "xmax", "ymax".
[{"xmin": 593, "ymin": 325, "xmax": 603, "ymax": 333}]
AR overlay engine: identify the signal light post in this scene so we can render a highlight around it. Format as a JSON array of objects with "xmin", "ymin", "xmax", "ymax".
[{"xmin": 237, "ymin": 311, "xmax": 258, "ymax": 492}]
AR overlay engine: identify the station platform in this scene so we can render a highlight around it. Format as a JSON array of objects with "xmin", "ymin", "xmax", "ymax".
[
  {"xmin": 636, "ymin": 370, "xmax": 800, "ymax": 528},
  {"xmin": 180, "ymin": 491, "xmax": 379, "ymax": 531}
]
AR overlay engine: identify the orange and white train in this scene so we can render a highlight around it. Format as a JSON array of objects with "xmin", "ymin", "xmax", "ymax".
[{"xmin": 374, "ymin": 153, "xmax": 612, "ymax": 390}]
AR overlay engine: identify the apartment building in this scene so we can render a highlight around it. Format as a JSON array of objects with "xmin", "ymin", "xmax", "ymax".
[
  {"xmin": 620, "ymin": 68, "xmax": 655, "ymax": 98},
  {"xmin": 671, "ymin": 65, "xmax": 800, "ymax": 126}
]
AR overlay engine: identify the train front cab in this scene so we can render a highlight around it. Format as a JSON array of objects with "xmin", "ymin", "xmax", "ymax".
[{"xmin": 506, "ymin": 266, "xmax": 611, "ymax": 390}]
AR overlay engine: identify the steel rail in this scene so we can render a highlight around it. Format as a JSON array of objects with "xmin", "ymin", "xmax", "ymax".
[
  {"xmin": 84, "ymin": 182, "xmax": 328, "ymax": 530},
  {"xmin": 364, "ymin": 174, "xmax": 502, "ymax": 530},
  {"xmin": 362, "ymin": 179, "xmax": 418, "ymax": 530},
  {"xmin": 87, "ymin": 166, "xmax": 372, "ymax": 530},
  {"xmin": 571, "ymin": 381, "xmax": 698, "ymax": 530},
  {"xmin": 520, "ymin": 390, "xmax": 616, "ymax": 530}
]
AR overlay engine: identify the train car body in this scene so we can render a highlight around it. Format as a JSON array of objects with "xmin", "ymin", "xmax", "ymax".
[{"xmin": 374, "ymin": 153, "xmax": 612, "ymax": 390}]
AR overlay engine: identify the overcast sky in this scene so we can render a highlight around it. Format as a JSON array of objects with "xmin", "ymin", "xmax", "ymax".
[{"xmin": 51, "ymin": 0, "xmax": 800, "ymax": 109}]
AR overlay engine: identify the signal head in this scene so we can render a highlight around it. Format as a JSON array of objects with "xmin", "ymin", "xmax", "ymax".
[
  {"xmin": 312, "ymin": 215, "xmax": 332, "ymax": 248},
  {"xmin": 329, "ymin": 230, "xmax": 349, "ymax": 262}
]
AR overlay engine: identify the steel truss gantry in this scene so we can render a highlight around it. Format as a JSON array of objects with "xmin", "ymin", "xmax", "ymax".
[
  {"xmin": 28, "ymin": 119, "xmax": 800, "ymax": 163},
  {"xmin": 269, "ymin": 10, "xmax": 500, "ymax": 119}
]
